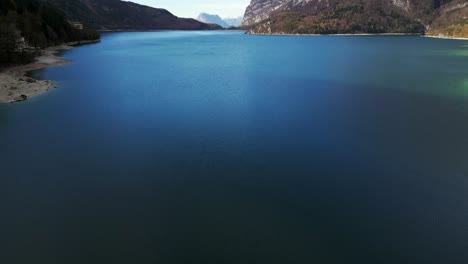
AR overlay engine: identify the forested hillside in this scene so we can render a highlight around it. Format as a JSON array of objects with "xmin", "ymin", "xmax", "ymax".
[
  {"xmin": 0, "ymin": 0, "xmax": 99, "ymax": 64},
  {"xmin": 428, "ymin": 0, "xmax": 468, "ymax": 38},
  {"xmin": 40, "ymin": 0, "xmax": 222, "ymax": 31},
  {"xmin": 242, "ymin": 0, "xmax": 468, "ymax": 37}
]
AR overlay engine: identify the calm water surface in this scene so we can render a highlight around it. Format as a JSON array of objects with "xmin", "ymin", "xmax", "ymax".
[{"xmin": 1, "ymin": 31, "xmax": 468, "ymax": 263}]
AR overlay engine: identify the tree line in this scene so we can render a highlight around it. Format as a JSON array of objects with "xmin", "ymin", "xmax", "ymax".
[{"xmin": 0, "ymin": 0, "xmax": 100, "ymax": 65}]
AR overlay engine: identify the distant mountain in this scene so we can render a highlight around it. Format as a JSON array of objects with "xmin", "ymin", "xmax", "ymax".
[
  {"xmin": 41, "ymin": 0, "xmax": 222, "ymax": 30},
  {"xmin": 196, "ymin": 13, "xmax": 230, "ymax": 28},
  {"xmin": 241, "ymin": 0, "xmax": 467, "ymax": 37},
  {"xmin": 223, "ymin": 16, "xmax": 244, "ymax": 27}
]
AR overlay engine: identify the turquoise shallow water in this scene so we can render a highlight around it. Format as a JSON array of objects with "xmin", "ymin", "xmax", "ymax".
[{"xmin": 1, "ymin": 31, "xmax": 468, "ymax": 263}]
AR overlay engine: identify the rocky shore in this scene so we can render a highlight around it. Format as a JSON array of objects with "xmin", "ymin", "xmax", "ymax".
[{"xmin": 0, "ymin": 39, "xmax": 100, "ymax": 104}]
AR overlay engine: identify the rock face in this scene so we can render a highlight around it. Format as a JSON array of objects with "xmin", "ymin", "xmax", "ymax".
[
  {"xmin": 241, "ymin": 0, "xmax": 467, "ymax": 36},
  {"xmin": 242, "ymin": 0, "xmax": 353, "ymax": 27},
  {"xmin": 196, "ymin": 13, "xmax": 230, "ymax": 28},
  {"xmin": 241, "ymin": 0, "xmax": 288, "ymax": 27}
]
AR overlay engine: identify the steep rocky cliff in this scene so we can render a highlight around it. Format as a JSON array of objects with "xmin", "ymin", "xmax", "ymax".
[
  {"xmin": 242, "ymin": 0, "xmax": 289, "ymax": 26},
  {"xmin": 241, "ymin": 0, "xmax": 467, "ymax": 36}
]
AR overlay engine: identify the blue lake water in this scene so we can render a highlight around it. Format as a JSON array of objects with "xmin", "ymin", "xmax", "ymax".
[{"xmin": 1, "ymin": 31, "xmax": 468, "ymax": 263}]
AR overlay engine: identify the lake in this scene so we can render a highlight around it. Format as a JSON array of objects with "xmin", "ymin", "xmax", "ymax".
[{"xmin": 1, "ymin": 31, "xmax": 468, "ymax": 263}]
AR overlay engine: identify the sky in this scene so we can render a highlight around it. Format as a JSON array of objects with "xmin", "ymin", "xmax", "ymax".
[{"xmin": 131, "ymin": 0, "xmax": 250, "ymax": 19}]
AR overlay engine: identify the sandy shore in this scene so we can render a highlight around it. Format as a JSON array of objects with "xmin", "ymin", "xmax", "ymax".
[{"xmin": 0, "ymin": 39, "xmax": 100, "ymax": 104}]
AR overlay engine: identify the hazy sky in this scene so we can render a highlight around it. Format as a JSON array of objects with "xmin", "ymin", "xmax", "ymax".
[{"xmin": 132, "ymin": 0, "xmax": 250, "ymax": 19}]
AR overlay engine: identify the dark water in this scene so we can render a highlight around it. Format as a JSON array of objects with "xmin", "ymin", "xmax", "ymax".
[{"xmin": 1, "ymin": 31, "xmax": 468, "ymax": 263}]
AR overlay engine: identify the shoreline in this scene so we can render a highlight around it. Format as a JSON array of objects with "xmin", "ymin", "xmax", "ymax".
[
  {"xmin": 423, "ymin": 35, "xmax": 468, "ymax": 41},
  {"xmin": 247, "ymin": 32, "xmax": 422, "ymax": 36},
  {"xmin": 0, "ymin": 39, "xmax": 100, "ymax": 104},
  {"xmin": 248, "ymin": 31, "xmax": 468, "ymax": 40}
]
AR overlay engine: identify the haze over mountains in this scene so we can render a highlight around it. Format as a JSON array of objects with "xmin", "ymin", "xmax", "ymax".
[
  {"xmin": 197, "ymin": 13, "xmax": 243, "ymax": 28},
  {"xmin": 240, "ymin": 0, "xmax": 468, "ymax": 37},
  {"xmin": 223, "ymin": 17, "xmax": 244, "ymax": 27},
  {"xmin": 196, "ymin": 13, "xmax": 230, "ymax": 28}
]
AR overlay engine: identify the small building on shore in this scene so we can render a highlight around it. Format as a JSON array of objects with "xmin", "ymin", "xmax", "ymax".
[
  {"xmin": 14, "ymin": 37, "xmax": 35, "ymax": 53},
  {"xmin": 15, "ymin": 37, "xmax": 26, "ymax": 51},
  {"xmin": 70, "ymin": 22, "xmax": 84, "ymax": 30}
]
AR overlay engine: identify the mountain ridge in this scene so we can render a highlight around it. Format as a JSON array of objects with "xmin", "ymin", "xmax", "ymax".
[
  {"xmin": 241, "ymin": 0, "xmax": 468, "ymax": 37},
  {"xmin": 40, "ymin": 0, "xmax": 222, "ymax": 31}
]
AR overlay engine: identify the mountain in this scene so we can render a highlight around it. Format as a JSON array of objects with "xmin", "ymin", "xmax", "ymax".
[
  {"xmin": 428, "ymin": 0, "xmax": 468, "ymax": 38},
  {"xmin": 196, "ymin": 13, "xmax": 230, "ymax": 28},
  {"xmin": 242, "ymin": 0, "xmax": 287, "ymax": 27},
  {"xmin": 0, "ymin": 0, "xmax": 99, "ymax": 64},
  {"xmin": 241, "ymin": 0, "xmax": 467, "ymax": 37},
  {"xmin": 41, "ymin": 0, "xmax": 222, "ymax": 30},
  {"xmin": 223, "ymin": 16, "xmax": 244, "ymax": 27}
]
